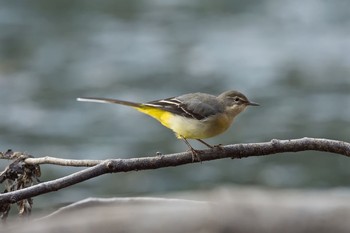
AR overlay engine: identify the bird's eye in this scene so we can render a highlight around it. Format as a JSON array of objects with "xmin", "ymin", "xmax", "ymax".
[{"xmin": 234, "ymin": 97, "xmax": 240, "ymax": 102}]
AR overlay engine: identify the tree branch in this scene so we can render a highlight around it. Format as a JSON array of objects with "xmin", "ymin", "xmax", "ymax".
[
  {"xmin": 25, "ymin": 157, "xmax": 103, "ymax": 167},
  {"xmin": 0, "ymin": 137, "xmax": 349, "ymax": 205}
]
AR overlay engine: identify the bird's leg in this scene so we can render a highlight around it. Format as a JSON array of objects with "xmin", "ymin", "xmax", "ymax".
[
  {"xmin": 196, "ymin": 139, "xmax": 214, "ymax": 149},
  {"xmin": 182, "ymin": 138, "xmax": 201, "ymax": 162},
  {"xmin": 197, "ymin": 139, "xmax": 224, "ymax": 151}
]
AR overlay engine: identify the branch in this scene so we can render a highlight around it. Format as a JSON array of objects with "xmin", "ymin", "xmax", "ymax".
[
  {"xmin": 25, "ymin": 157, "xmax": 103, "ymax": 167},
  {"xmin": 0, "ymin": 137, "xmax": 349, "ymax": 205},
  {"xmin": 0, "ymin": 151, "xmax": 103, "ymax": 167}
]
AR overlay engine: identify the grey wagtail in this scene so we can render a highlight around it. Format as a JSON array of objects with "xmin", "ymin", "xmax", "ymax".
[{"xmin": 77, "ymin": 90, "xmax": 259, "ymax": 161}]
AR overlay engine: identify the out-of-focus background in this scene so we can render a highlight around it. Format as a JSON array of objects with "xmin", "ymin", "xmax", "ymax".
[{"xmin": 0, "ymin": 0, "xmax": 349, "ymax": 208}]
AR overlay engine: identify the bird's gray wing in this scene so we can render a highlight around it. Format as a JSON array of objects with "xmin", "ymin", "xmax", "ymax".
[{"xmin": 144, "ymin": 93, "xmax": 225, "ymax": 120}]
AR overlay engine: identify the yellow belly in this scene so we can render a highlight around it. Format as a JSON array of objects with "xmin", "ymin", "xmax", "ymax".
[
  {"xmin": 135, "ymin": 106, "xmax": 233, "ymax": 139},
  {"xmin": 167, "ymin": 113, "xmax": 233, "ymax": 139}
]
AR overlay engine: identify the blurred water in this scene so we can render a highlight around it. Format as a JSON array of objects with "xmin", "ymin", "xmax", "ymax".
[{"xmin": 0, "ymin": 0, "xmax": 350, "ymax": 205}]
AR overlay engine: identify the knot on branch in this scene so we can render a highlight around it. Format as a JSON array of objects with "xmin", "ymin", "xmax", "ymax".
[
  {"xmin": 105, "ymin": 160, "xmax": 115, "ymax": 170},
  {"xmin": 270, "ymin": 139, "xmax": 280, "ymax": 147}
]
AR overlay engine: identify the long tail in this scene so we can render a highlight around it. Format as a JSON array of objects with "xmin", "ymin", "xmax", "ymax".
[
  {"xmin": 77, "ymin": 97, "xmax": 142, "ymax": 108},
  {"xmin": 77, "ymin": 97, "xmax": 172, "ymax": 128}
]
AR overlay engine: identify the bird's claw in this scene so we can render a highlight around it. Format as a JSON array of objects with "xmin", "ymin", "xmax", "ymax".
[
  {"xmin": 189, "ymin": 148, "xmax": 202, "ymax": 163},
  {"xmin": 213, "ymin": 144, "xmax": 224, "ymax": 150}
]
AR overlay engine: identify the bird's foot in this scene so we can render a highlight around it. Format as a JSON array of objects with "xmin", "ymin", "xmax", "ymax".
[
  {"xmin": 189, "ymin": 148, "xmax": 202, "ymax": 163},
  {"xmin": 213, "ymin": 144, "xmax": 225, "ymax": 150}
]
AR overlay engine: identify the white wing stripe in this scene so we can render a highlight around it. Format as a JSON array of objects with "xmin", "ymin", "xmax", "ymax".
[{"xmin": 158, "ymin": 100, "xmax": 181, "ymax": 106}]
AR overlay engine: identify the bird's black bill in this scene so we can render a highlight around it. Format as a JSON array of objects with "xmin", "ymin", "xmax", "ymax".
[{"xmin": 247, "ymin": 101, "xmax": 259, "ymax": 106}]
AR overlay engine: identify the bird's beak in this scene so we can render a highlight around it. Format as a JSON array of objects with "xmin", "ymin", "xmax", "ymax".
[{"xmin": 247, "ymin": 101, "xmax": 259, "ymax": 106}]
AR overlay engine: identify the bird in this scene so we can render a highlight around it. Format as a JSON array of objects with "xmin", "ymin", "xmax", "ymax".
[{"xmin": 77, "ymin": 90, "xmax": 259, "ymax": 161}]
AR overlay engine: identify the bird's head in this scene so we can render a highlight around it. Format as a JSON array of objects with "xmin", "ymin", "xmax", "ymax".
[{"xmin": 219, "ymin": 90, "xmax": 259, "ymax": 116}]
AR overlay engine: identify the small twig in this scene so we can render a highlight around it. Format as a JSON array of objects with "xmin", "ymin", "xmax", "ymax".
[
  {"xmin": 24, "ymin": 157, "xmax": 103, "ymax": 167},
  {"xmin": 0, "ymin": 137, "xmax": 349, "ymax": 205}
]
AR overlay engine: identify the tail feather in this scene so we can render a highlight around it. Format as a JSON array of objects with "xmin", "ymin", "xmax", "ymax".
[{"xmin": 77, "ymin": 97, "xmax": 142, "ymax": 108}]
